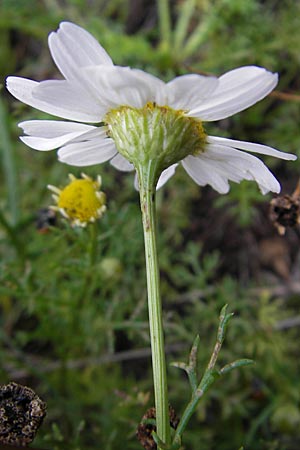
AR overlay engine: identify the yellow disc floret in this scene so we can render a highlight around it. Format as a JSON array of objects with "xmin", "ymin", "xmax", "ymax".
[{"xmin": 48, "ymin": 173, "xmax": 106, "ymax": 227}]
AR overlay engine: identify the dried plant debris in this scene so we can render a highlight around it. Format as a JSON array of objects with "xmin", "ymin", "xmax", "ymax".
[
  {"xmin": 136, "ymin": 405, "xmax": 179, "ymax": 450},
  {"xmin": 0, "ymin": 382, "xmax": 46, "ymax": 446},
  {"xmin": 270, "ymin": 180, "xmax": 300, "ymax": 235}
]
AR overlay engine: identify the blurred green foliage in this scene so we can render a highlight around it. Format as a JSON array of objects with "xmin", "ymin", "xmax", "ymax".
[{"xmin": 1, "ymin": 1, "xmax": 300, "ymax": 449}]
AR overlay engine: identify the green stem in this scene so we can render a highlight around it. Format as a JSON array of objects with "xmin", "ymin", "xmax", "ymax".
[
  {"xmin": 173, "ymin": 0, "xmax": 196, "ymax": 52},
  {"xmin": 88, "ymin": 221, "xmax": 98, "ymax": 266},
  {"xmin": 172, "ymin": 306, "xmax": 229, "ymax": 445},
  {"xmin": 137, "ymin": 162, "xmax": 171, "ymax": 448},
  {"xmin": 173, "ymin": 371, "xmax": 215, "ymax": 444},
  {"xmin": 0, "ymin": 97, "xmax": 20, "ymax": 225},
  {"xmin": 77, "ymin": 222, "xmax": 98, "ymax": 311},
  {"xmin": 181, "ymin": 9, "xmax": 217, "ymax": 59},
  {"xmin": 173, "ymin": 392, "xmax": 201, "ymax": 441},
  {"xmin": 157, "ymin": 0, "xmax": 172, "ymax": 49},
  {"xmin": 71, "ymin": 222, "xmax": 99, "ymax": 335},
  {"xmin": 0, "ymin": 209, "xmax": 25, "ymax": 262}
]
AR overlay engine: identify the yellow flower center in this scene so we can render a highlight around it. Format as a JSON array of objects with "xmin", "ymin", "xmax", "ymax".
[{"xmin": 51, "ymin": 175, "xmax": 106, "ymax": 226}]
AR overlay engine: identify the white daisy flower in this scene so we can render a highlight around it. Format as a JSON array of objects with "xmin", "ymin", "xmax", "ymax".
[{"xmin": 6, "ymin": 21, "xmax": 296, "ymax": 194}]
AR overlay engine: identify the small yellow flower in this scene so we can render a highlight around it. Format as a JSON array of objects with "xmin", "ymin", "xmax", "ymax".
[{"xmin": 48, "ymin": 173, "xmax": 106, "ymax": 227}]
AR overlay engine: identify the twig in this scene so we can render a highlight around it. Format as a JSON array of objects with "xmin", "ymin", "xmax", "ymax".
[
  {"xmin": 270, "ymin": 90, "xmax": 300, "ymax": 102},
  {"xmin": 172, "ymin": 281, "xmax": 300, "ymax": 304},
  {"xmin": 274, "ymin": 316, "xmax": 300, "ymax": 330},
  {"xmin": 2, "ymin": 343, "xmax": 187, "ymax": 380}
]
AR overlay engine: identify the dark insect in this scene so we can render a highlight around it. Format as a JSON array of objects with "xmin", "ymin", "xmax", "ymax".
[{"xmin": 35, "ymin": 208, "xmax": 57, "ymax": 233}]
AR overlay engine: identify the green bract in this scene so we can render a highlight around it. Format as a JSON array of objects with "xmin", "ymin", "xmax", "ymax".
[{"xmin": 105, "ymin": 102, "xmax": 206, "ymax": 185}]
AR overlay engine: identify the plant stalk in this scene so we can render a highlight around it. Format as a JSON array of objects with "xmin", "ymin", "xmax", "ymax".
[
  {"xmin": 0, "ymin": 97, "xmax": 20, "ymax": 225},
  {"xmin": 138, "ymin": 162, "xmax": 171, "ymax": 448},
  {"xmin": 157, "ymin": 0, "xmax": 172, "ymax": 49}
]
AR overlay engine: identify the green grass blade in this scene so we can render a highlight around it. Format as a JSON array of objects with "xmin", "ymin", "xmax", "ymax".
[{"xmin": 0, "ymin": 96, "xmax": 20, "ymax": 225}]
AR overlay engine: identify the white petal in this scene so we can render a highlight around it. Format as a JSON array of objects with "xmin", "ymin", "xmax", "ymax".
[
  {"xmin": 130, "ymin": 69, "xmax": 167, "ymax": 105},
  {"xmin": 48, "ymin": 22, "xmax": 113, "ymax": 80},
  {"xmin": 207, "ymin": 136, "xmax": 297, "ymax": 160},
  {"xmin": 156, "ymin": 164, "xmax": 178, "ymax": 189},
  {"xmin": 84, "ymin": 65, "xmax": 165, "ymax": 108},
  {"xmin": 20, "ymin": 133, "xmax": 87, "ymax": 151},
  {"xmin": 134, "ymin": 173, "xmax": 140, "ymax": 191},
  {"xmin": 207, "ymin": 144, "xmax": 281, "ymax": 193},
  {"xmin": 33, "ymin": 79, "xmax": 106, "ymax": 122},
  {"xmin": 58, "ymin": 133, "xmax": 117, "ymax": 166},
  {"xmin": 6, "ymin": 77, "xmax": 103, "ymax": 122},
  {"xmin": 182, "ymin": 155, "xmax": 230, "ymax": 193},
  {"xmin": 182, "ymin": 142, "xmax": 282, "ymax": 194},
  {"xmin": 188, "ymin": 66, "xmax": 278, "ymax": 121},
  {"xmin": 110, "ymin": 153, "xmax": 134, "ymax": 171},
  {"xmin": 19, "ymin": 120, "xmax": 95, "ymax": 138},
  {"xmin": 166, "ymin": 75, "xmax": 218, "ymax": 110},
  {"xmin": 18, "ymin": 120, "xmax": 97, "ymax": 150},
  {"xmin": 131, "ymin": 69, "xmax": 166, "ymax": 105}
]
